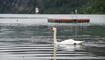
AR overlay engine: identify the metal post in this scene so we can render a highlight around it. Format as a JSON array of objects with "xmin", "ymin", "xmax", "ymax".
[{"xmin": 75, "ymin": 10, "xmax": 78, "ymax": 39}]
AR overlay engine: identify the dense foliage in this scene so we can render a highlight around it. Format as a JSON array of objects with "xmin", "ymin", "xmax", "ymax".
[
  {"xmin": 80, "ymin": 0, "xmax": 105, "ymax": 14},
  {"xmin": 0, "ymin": 0, "xmax": 105, "ymax": 14}
]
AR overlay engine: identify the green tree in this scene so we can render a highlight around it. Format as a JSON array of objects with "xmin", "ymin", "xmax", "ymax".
[{"xmin": 81, "ymin": 0, "xmax": 105, "ymax": 14}]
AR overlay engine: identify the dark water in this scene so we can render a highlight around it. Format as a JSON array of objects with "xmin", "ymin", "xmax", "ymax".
[{"xmin": 0, "ymin": 25, "xmax": 105, "ymax": 60}]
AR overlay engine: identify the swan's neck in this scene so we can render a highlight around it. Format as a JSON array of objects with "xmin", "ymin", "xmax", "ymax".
[{"xmin": 53, "ymin": 29, "xmax": 57, "ymax": 44}]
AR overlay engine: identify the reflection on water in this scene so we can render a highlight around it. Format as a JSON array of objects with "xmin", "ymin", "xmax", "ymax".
[
  {"xmin": 0, "ymin": 25, "xmax": 105, "ymax": 60},
  {"xmin": 58, "ymin": 45, "xmax": 84, "ymax": 51}
]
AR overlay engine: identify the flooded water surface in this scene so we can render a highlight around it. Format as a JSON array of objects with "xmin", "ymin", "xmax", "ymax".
[{"xmin": 0, "ymin": 25, "xmax": 105, "ymax": 60}]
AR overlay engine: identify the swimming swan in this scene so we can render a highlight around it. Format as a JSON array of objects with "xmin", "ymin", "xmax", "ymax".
[{"xmin": 52, "ymin": 27, "xmax": 84, "ymax": 45}]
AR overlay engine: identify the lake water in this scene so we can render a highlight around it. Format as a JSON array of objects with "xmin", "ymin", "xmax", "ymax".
[
  {"xmin": 0, "ymin": 24, "xmax": 105, "ymax": 60},
  {"xmin": 0, "ymin": 14, "xmax": 105, "ymax": 25}
]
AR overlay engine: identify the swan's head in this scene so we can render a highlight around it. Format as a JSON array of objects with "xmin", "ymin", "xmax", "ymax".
[{"xmin": 51, "ymin": 27, "xmax": 57, "ymax": 32}]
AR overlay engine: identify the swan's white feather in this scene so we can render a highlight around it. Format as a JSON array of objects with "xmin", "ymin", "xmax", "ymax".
[{"xmin": 59, "ymin": 39, "xmax": 83, "ymax": 45}]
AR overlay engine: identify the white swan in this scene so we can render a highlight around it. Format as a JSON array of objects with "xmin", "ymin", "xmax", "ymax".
[{"xmin": 52, "ymin": 27, "xmax": 84, "ymax": 45}]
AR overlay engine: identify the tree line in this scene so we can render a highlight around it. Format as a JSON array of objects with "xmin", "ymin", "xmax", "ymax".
[{"xmin": 0, "ymin": 0, "xmax": 105, "ymax": 14}]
